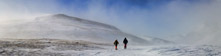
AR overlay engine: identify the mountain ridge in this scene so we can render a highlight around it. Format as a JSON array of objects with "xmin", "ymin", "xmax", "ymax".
[
  {"xmin": 0, "ymin": 14, "xmax": 172, "ymax": 45},
  {"xmin": 35, "ymin": 14, "xmax": 120, "ymax": 31}
]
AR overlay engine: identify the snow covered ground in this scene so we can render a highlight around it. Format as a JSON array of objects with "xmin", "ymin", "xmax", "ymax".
[
  {"xmin": 0, "ymin": 39, "xmax": 221, "ymax": 56},
  {"xmin": 79, "ymin": 45, "xmax": 221, "ymax": 56}
]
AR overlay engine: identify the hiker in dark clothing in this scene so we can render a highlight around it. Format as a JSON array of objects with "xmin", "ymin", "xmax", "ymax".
[
  {"xmin": 113, "ymin": 40, "xmax": 119, "ymax": 50},
  {"xmin": 123, "ymin": 38, "xmax": 128, "ymax": 49}
]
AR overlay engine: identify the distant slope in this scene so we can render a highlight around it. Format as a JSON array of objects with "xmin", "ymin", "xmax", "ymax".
[
  {"xmin": 139, "ymin": 36, "xmax": 174, "ymax": 45},
  {"xmin": 0, "ymin": 14, "xmax": 171, "ymax": 45}
]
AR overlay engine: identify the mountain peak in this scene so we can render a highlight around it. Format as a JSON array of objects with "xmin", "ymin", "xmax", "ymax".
[
  {"xmin": 36, "ymin": 14, "xmax": 82, "ymax": 21},
  {"xmin": 51, "ymin": 14, "xmax": 70, "ymax": 18},
  {"xmin": 53, "ymin": 14, "xmax": 66, "ymax": 16},
  {"xmin": 35, "ymin": 14, "xmax": 120, "ymax": 31}
]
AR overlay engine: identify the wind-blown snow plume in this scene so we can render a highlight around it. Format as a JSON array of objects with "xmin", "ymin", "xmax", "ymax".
[{"xmin": 168, "ymin": 0, "xmax": 221, "ymax": 45}]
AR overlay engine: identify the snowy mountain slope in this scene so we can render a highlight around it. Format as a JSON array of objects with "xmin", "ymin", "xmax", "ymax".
[{"xmin": 0, "ymin": 14, "xmax": 171, "ymax": 45}]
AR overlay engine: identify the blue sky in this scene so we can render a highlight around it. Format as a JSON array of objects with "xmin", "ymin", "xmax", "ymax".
[{"xmin": 1, "ymin": 0, "xmax": 221, "ymax": 44}]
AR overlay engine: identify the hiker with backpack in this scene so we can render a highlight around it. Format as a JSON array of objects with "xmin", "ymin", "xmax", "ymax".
[
  {"xmin": 123, "ymin": 38, "xmax": 128, "ymax": 49},
  {"xmin": 113, "ymin": 39, "xmax": 119, "ymax": 50}
]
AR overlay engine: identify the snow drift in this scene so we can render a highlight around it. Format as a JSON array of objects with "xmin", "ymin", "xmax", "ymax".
[{"xmin": 0, "ymin": 14, "xmax": 171, "ymax": 45}]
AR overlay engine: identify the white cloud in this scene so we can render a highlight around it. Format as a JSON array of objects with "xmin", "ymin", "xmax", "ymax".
[{"xmin": 167, "ymin": 0, "xmax": 221, "ymax": 45}]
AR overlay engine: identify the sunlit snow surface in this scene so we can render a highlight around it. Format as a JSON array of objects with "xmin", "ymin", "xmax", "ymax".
[{"xmin": 0, "ymin": 39, "xmax": 221, "ymax": 56}]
